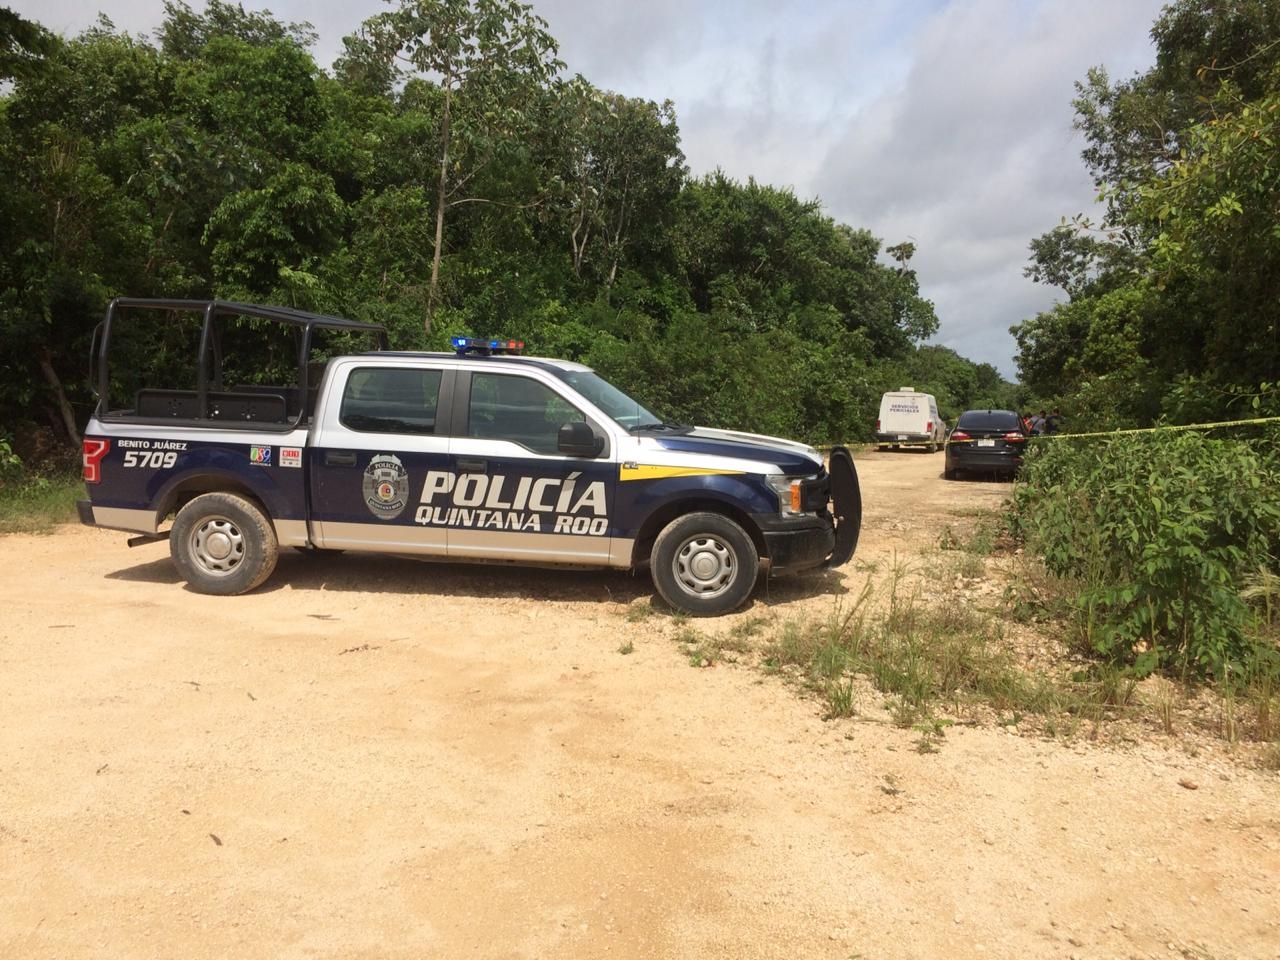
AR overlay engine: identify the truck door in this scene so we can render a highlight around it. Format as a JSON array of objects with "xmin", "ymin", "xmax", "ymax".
[
  {"xmin": 442, "ymin": 370, "xmax": 615, "ymax": 564},
  {"xmin": 309, "ymin": 364, "xmax": 453, "ymax": 553}
]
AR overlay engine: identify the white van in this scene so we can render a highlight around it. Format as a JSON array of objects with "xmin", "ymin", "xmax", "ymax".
[{"xmin": 875, "ymin": 388, "xmax": 946, "ymax": 452}]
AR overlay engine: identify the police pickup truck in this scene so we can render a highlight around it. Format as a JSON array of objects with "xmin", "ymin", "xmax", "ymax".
[{"xmin": 79, "ymin": 299, "xmax": 860, "ymax": 616}]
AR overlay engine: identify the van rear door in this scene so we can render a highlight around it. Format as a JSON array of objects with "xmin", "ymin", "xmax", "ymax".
[{"xmin": 878, "ymin": 391, "xmax": 926, "ymax": 437}]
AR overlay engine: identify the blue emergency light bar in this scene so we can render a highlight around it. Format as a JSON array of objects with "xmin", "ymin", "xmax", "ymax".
[{"xmin": 451, "ymin": 336, "xmax": 525, "ymax": 356}]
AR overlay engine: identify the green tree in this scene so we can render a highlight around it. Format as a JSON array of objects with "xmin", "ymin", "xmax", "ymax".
[
  {"xmin": 0, "ymin": 23, "xmax": 166, "ymax": 443},
  {"xmin": 357, "ymin": 0, "xmax": 562, "ymax": 333},
  {"xmin": 1138, "ymin": 82, "xmax": 1280, "ymax": 388},
  {"xmin": 157, "ymin": 0, "xmax": 316, "ymax": 61},
  {"xmin": 1073, "ymin": 2, "xmax": 1280, "ymax": 225},
  {"xmin": 673, "ymin": 173, "xmax": 936, "ymax": 355},
  {"xmin": 0, "ymin": 6, "xmax": 56, "ymax": 80},
  {"xmin": 1016, "ymin": 0, "xmax": 1280, "ymax": 424},
  {"xmin": 550, "ymin": 80, "xmax": 685, "ymax": 288}
]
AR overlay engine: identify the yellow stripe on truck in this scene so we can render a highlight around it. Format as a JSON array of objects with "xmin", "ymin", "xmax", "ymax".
[{"xmin": 619, "ymin": 464, "xmax": 744, "ymax": 482}]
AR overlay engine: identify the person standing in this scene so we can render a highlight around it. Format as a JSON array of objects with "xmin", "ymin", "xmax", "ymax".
[{"xmin": 1029, "ymin": 411, "xmax": 1046, "ymax": 435}]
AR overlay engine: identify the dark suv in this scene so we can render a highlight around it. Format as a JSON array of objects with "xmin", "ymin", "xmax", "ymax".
[{"xmin": 944, "ymin": 409, "xmax": 1028, "ymax": 480}]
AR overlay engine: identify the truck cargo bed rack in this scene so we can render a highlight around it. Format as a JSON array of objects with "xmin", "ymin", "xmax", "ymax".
[{"xmin": 92, "ymin": 298, "xmax": 389, "ymax": 427}]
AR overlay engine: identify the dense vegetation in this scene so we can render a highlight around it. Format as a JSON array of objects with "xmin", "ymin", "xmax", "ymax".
[
  {"xmin": 1013, "ymin": 0, "xmax": 1280, "ymax": 429},
  {"xmin": 0, "ymin": 0, "xmax": 1014, "ymax": 461},
  {"xmin": 1015, "ymin": 429, "xmax": 1280, "ymax": 678},
  {"xmin": 1012, "ymin": 0, "xmax": 1280, "ymax": 684}
]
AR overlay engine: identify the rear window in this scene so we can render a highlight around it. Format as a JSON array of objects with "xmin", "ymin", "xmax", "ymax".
[
  {"xmin": 340, "ymin": 367, "xmax": 442, "ymax": 435},
  {"xmin": 956, "ymin": 410, "xmax": 1021, "ymax": 432}
]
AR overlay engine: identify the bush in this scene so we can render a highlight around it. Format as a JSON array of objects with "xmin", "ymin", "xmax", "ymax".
[
  {"xmin": 1013, "ymin": 430, "xmax": 1280, "ymax": 675},
  {"xmin": 0, "ymin": 436, "xmax": 21, "ymax": 482},
  {"xmin": 0, "ymin": 470, "xmax": 83, "ymax": 533}
]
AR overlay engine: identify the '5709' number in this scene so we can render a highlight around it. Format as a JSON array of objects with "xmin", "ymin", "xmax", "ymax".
[{"xmin": 123, "ymin": 450, "xmax": 177, "ymax": 468}]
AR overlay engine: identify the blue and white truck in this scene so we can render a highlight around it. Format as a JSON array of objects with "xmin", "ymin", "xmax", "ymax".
[{"xmin": 78, "ymin": 299, "xmax": 861, "ymax": 615}]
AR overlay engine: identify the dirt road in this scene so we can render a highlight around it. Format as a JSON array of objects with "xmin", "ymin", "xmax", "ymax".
[{"xmin": 1, "ymin": 450, "xmax": 1276, "ymax": 959}]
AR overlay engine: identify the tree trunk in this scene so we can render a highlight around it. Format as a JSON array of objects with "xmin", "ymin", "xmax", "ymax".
[
  {"xmin": 570, "ymin": 192, "xmax": 591, "ymax": 276},
  {"xmin": 605, "ymin": 171, "xmax": 631, "ymax": 289},
  {"xmin": 143, "ymin": 208, "xmax": 176, "ymax": 278},
  {"xmin": 426, "ymin": 82, "xmax": 454, "ymax": 337},
  {"xmin": 39, "ymin": 350, "xmax": 80, "ymax": 447}
]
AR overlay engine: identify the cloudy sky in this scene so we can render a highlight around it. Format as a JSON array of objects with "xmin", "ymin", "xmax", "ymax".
[{"xmin": 15, "ymin": 0, "xmax": 1167, "ymax": 376}]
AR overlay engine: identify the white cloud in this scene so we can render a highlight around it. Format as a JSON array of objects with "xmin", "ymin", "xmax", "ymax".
[{"xmin": 808, "ymin": 0, "xmax": 1164, "ymax": 373}]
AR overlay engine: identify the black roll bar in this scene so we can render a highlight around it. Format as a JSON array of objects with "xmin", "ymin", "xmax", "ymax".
[{"xmin": 94, "ymin": 298, "xmax": 390, "ymax": 421}]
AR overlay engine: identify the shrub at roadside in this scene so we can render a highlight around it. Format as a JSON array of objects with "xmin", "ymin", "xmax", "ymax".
[
  {"xmin": 0, "ymin": 473, "xmax": 83, "ymax": 533},
  {"xmin": 0, "ymin": 437, "xmax": 21, "ymax": 482},
  {"xmin": 0, "ymin": 441, "xmax": 82, "ymax": 534},
  {"xmin": 1012, "ymin": 430, "xmax": 1280, "ymax": 676}
]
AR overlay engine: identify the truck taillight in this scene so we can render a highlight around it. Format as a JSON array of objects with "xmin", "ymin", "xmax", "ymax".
[
  {"xmin": 926, "ymin": 420, "xmax": 933, "ymax": 433},
  {"xmin": 83, "ymin": 438, "xmax": 110, "ymax": 483},
  {"xmin": 875, "ymin": 419, "xmax": 880, "ymax": 431}
]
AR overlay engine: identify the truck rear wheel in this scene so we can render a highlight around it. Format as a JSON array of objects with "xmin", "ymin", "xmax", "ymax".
[
  {"xmin": 170, "ymin": 492, "xmax": 278, "ymax": 595},
  {"xmin": 651, "ymin": 512, "xmax": 758, "ymax": 616}
]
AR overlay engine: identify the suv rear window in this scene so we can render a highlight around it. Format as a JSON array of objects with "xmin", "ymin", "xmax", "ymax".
[{"xmin": 956, "ymin": 410, "xmax": 1021, "ymax": 432}]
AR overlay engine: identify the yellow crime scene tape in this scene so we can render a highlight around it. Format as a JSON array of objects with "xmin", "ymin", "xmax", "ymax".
[
  {"xmin": 816, "ymin": 414, "xmax": 1280, "ymax": 453},
  {"xmin": 941, "ymin": 413, "xmax": 1280, "ymax": 445}
]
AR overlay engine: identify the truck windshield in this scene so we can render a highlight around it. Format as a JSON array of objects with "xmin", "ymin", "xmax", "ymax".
[{"xmin": 552, "ymin": 370, "xmax": 662, "ymax": 429}]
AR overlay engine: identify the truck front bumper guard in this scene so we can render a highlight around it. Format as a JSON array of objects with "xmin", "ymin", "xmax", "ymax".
[{"xmin": 754, "ymin": 446, "xmax": 861, "ymax": 573}]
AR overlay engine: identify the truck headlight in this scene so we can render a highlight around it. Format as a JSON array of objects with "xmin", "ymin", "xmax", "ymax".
[{"xmin": 766, "ymin": 474, "xmax": 804, "ymax": 516}]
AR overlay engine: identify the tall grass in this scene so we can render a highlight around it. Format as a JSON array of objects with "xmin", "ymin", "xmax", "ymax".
[
  {"xmin": 741, "ymin": 551, "xmax": 1279, "ymax": 756},
  {"xmin": 0, "ymin": 472, "xmax": 83, "ymax": 533},
  {"xmin": 763, "ymin": 564, "xmax": 1059, "ymax": 728}
]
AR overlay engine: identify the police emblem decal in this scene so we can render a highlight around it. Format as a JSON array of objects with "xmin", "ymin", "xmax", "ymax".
[{"xmin": 362, "ymin": 454, "xmax": 409, "ymax": 520}]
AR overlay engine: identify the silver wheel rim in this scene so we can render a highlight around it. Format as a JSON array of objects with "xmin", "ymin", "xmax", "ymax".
[
  {"xmin": 673, "ymin": 533, "xmax": 736, "ymax": 599},
  {"xmin": 190, "ymin": 515, "xmax": 245, "ymax": 576}
]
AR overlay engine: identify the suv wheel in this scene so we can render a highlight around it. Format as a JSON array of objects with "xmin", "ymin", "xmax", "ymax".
[{"xmin": 651, "ymin": 512, "xmax": 758, "ymax": 616}]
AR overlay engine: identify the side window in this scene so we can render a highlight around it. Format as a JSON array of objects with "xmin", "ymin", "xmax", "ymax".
[
  {"xmin": 340, "ymin": 368, "xmax": 442, "ymax": 435},
  {"xmin": 469, "ymin": 372, "xmax": 585, "ymax": 455}
]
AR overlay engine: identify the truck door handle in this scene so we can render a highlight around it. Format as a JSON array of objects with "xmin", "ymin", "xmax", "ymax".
[
  {"xmin": 457, "ymin": 457, "xmax": 487, "ymax": 473},
  {"xmin": 325, "ymin": 451, "xmax": 357, "ymax": 467}
]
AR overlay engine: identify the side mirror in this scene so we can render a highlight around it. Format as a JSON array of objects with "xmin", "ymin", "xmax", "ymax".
[{"xmin": 558, "ymin": 420, "xmax": 603, "ymax": 458}]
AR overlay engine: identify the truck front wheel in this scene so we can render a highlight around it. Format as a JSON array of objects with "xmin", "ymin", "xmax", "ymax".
[
  {"xmin": 170, "ymin": 492, "xmax": 279, "ymax": 595},
  {"xmin": 651, "ymin": 512, "xmax": 758, "ymax": 616}
]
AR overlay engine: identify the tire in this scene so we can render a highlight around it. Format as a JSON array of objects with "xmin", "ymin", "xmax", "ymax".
[
  {"xmin": 944, "ymin": 465, "xmax": 959, "ymax": 480},
  {"xmin": 170, "ymin": 492, "xmax": 279, "ymax": 595},
  {"xmin": 927, "ymin": 439, "xmax": 938, "ymax": 453},
  {"xmin": 651, "ymin": 512, "xmax": 759, "ymax": 617}
]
